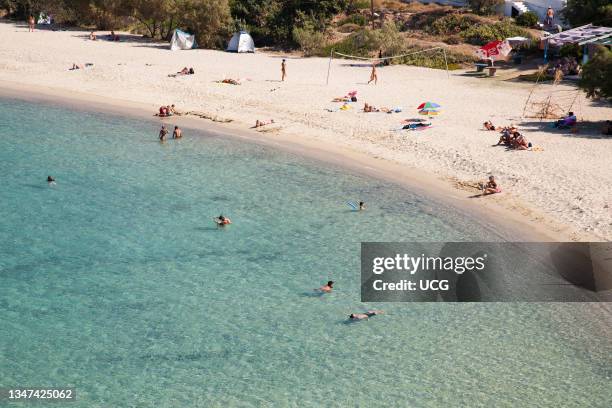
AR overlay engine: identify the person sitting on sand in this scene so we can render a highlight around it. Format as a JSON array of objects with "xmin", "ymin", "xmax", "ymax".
[
  {"xmin": 159, "ymin": 125, "xmax": 168, "ymax": 141},
  {"xmin": 368, "ymin": 62, "xmax": 378, "ymax": 85},
  {"xmin": 554, "ymin": 112, "xmax": 577, "ymax": 129},
  {"xmin": 110, "ymin": 31, "xmax": 120, "ymax": 41},
  {"xmin": 172, "ymin": 126, "xmax": 182, "ymax": 139},
  {"xmin": 512, "ymin": 133, "xmax": 530, "ymax": 150},
  {"xmin": 480, "ymin": 175, "xmax": 501, "ymax": 195},
  {"xmin": 255, "ymin": 119, "xmax": 274, "ymax": 128},
  {"xmin": 349, "ymin": 310, "xmax": 383, "ymax": 320},
  {"xmin": 89, "ymin": 31, "xmax": 97, "ymax": 41},
  {"xmin": 159, "ymin": 106, "xmax": 169, "ymax": 116},
  {"xmin": 169, "ymin": 105, "xmax": 179, "ymax": 115},
  {"xmin": 316, "ymin": 281, "xmax": 334, "ymax": 293},
  {"xmin": 484, "ymin": 121, "xmax": 497, "ymax": 131},
  {"xmin": 47, "ymin": 176, "xmax": 56, "ymax": 185}
]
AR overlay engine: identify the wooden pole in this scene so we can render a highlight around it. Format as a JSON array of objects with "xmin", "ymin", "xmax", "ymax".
[{"xmin": 326, "ymin": 48, "xmax": 334, "ymax": 85}]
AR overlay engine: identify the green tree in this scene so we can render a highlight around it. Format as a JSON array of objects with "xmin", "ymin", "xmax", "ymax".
[
  {"xmin": 579, "ymin": 47, "xmax": 612, "ymax": 99},
  {"xmin": 564, "ymin": 0, "xmax": 612, "ymax": 27}
]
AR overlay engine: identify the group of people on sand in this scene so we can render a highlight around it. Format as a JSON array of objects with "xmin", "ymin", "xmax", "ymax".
[
  {"xmin": 484, "ymin": 122, "xmax": 532, "ymax": 150},
  {"xmin": 158, "ymin": 124, "xmax": 182, "ymax": 141},
  {"xmin": 158, "ymin": 104, "xmax": 178, "ymax": 117},
  {"xmin": 314, "ymin": 280, "xmax": 383, "ymax": 321}
]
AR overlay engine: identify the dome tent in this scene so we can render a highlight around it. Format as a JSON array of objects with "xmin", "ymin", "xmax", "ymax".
[
  {"xmin": 227, "ymin": 31, "xmax": 255, "ymax": 53},
  {"xmin": 170, "ymin": 29, "xmax": 197, "ymax": 51}
]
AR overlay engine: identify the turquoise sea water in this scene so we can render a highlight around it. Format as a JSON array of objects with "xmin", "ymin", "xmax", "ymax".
[{"xmin": 0, "ymin": 98, "xmax": 610, "ymax": 407}]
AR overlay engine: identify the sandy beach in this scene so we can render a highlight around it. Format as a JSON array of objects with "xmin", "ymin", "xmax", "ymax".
[{"xmin": 1, "ymin": 22, "xmax": 610, "ymax": 241}]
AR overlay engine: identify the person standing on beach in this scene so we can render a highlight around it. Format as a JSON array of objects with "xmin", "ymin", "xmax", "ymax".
[
  {"xmin": 281, "ymin": 59, "xmax": 287, "ymax": 82},
  {"xmin": 159, "ymin": 125, "xmax": 168, "ymax": 142},
  {"xmin": 172, "ymin": 126, "xmax": 182, "ymax": 139},
  {"xmin": 27, "ymin": 15, "xmax": 35, "ymax": 32},
  {"xmin": 368, "ymin": 62, "xmax": 378, "ymax": 85}
]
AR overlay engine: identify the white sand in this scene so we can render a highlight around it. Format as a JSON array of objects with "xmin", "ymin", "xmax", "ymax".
[{"xmin": 1, "ymin": 23, "xmax": 610, "ymax": 240}]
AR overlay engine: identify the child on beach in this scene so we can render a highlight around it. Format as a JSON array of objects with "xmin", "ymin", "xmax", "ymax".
[
  {"xmin": 480, "ymin": 176, "xmax": 501, "ymax": 195},
  {"xmin": 281, "ymin": 59, "xmax": 287, "ymax": 82}
]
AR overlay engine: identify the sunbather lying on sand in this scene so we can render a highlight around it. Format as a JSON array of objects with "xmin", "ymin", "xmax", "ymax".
[
  {"xmin": 254, "ymin": 119, "xmax": 274, "ymax": 128},
  {"xmin": 69, "ymin": 63, "xmax": 93, "ymax": 70},
  {"xmin": 479, "ymin": 176, "xmax": 501, "ymax": 195},
  {"xmin": 168, "ymin": 67, "xmax": 195, "ymax": 77},
  {"xmin": 219, "ymin": 78, "xmax": 240, "ymax": 85},
  {"xmin": 364, "ymin": 103, "xmax": 379, "ymax": 113}
]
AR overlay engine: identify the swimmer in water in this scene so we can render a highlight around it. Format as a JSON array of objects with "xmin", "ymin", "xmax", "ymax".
[
  {"xmin": 359, "ymin": 201, "xmax": 365, "ymax": 210},
  {"xmin": 349, "ymin": 310, "xmax": 383, "ymax": 320},
  {"xmin": 316, "ymin": 281, "xmax": 334, "ymax": 293},
  {"xmin": 159, "ymin": 125, "xmax": 168, "ymax": 141},
  {"xmin": 47, "ymin": 176, "xmax": 56, "ymax": 185},
  {"xmin": 217, "ymin": 215, "xmax": 231, "ymax": 225}
]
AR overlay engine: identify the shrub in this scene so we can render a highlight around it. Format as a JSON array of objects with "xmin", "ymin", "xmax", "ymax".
[
  {"xmin": 428, "ymin": 13, "xmax": 480, "ymax": 35},
  {"xmin": 338, "ymin": 23, "xmax": 361, "ymax": 33},
  {"xmin": 579, "ymin": 46, "xmax": 612, "ymax": 99},
  {"xmin": 462, "ymin": 20, "xmax": 530, "ymax": 45},
  {"xmin": 559, "ymin": 43, "xmax": 583, "ymax": 60},
  {"xmin": 338, "ymin": 13, "xmax": 367, "ymax": 27},
  {"xmin": 293, "ymin": 24, "xmax": 326, "ymax": 56},
  {"xmin": 515, "ymin": 11, "xmax": 539, "ymax": 27},
  {"xmin": 468, "ymin": 0, "xmax": 504, "ymax": 15}
]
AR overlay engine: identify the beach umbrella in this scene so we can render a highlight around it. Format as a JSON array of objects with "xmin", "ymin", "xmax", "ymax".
[
  {"xmin": 417, "ymin": 102, "xmax": 440, "ymax": 110},
  {"xmin": 476, "ymin": 40, "xmax": 512, "ymax": 64}
]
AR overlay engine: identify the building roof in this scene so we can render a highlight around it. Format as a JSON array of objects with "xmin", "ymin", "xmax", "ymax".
[{"xmin": 545, "ymin": 24, "xmax": 612, "ymax": 46}]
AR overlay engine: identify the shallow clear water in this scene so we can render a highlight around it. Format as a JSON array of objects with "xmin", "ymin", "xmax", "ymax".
[{"xmin": 0, "ymin": 98, "xmax": 610, "ymax": 407}]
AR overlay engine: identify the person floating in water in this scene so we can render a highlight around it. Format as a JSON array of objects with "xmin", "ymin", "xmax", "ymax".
[
  {"xmin": 358, "ymin": 201, "xmax": 365, "ymax": 211},
  {"xmin": 281, "ymin": 59, "xmax": 287, "ymax": 82},
  {"xmin": 316, "ymin": 281, "xmax": 334, "ymax": 293},
  {"xmin": 47, "ymin": 176, "xmax": 56, "ymax": 185},
  {"xmin": 349, "ymin": 310, "xmax": 383, "ymax": 320},
  {"xmin": 159, "ymin": 125, "xmax": 168, "ymax": 141},
  {"xmin": 217, "ymin": 215, "xmax": 231, "ymax": 226},
  {"xmin": 172, "ymin": 126, "xmax": 182, "ymax": 139}
]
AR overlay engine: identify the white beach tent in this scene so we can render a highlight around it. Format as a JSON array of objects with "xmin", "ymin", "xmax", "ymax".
[
  {"xmin": 227, "ymin": 31, "xmax": 255, "ymax": 53},
  {"xmin": 170, "ymin": 29, "xmax": 197, "ymax": 51}
]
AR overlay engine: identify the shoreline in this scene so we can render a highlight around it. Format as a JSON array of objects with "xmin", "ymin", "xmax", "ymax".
[{"xmin": 0, "ymin": 79, "xmax": 581, "ymax": 242}]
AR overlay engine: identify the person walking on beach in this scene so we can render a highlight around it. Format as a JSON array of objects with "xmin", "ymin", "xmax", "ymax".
[
  {"xmin": 172, "ymin": 126, "xmax": 182, "ymax": 139},
  {"xmin": 281, "ymin": 59, "xmax": 287, "ymax": 82},
  {"xmin": 27, "ymin": 15, "xmax": 35, "ymax": 32},
  {"xmin": 368, "ymin": 62, "xmax": 378, "ymax": 85},
  {"xmin": 159, "ymin": 125, "xmax": 168, "ymax": 142}
]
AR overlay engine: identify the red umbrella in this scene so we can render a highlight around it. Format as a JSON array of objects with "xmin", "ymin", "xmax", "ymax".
[{"xmin": 476, "ymin": 40, "xmax": 512, "ymax": 64}]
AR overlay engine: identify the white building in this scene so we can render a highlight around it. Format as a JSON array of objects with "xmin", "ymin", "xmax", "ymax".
[{"xmin": 402, "ymin": 0, "xmax": 568, "ymax": 23}]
